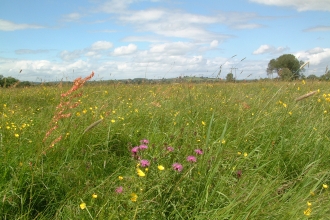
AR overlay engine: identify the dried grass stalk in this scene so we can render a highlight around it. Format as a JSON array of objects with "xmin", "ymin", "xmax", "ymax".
[
  {"xmin": 83, "ymin": 118, "xmax": 103, "ymax": 134},
  {"xmin": 295, "ymin": 91, "xmax": 317, "ymax": 102}
]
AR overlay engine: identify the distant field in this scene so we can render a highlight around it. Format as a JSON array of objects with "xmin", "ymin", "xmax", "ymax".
[{"xmin": 1, "ymin": 80, "xmax": 329, "ymax": 219}]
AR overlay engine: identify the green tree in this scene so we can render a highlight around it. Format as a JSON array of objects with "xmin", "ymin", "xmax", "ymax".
[
  {"xmin": 307, "ymin": 74, "xmax": 318, "ymax": 80},
  {"xmin": 267, "ymin": 54, "xmax": 305, "ymax": 80},
  {"xmin": 226, "ymin": 73, "xmax": 235, "ymax": 82},
  {"xmin": 320, "ymin": 70, "xmax": 330, "ymax": 81},
  {"xmin": 0, "ymin": 76, "xmax": 19, "ymax": 88}
]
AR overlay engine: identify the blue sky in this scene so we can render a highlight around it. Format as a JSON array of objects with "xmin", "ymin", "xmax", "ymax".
[{"xmin": 1, "ymin": 0, "xmax": 330, "ymax": 81}]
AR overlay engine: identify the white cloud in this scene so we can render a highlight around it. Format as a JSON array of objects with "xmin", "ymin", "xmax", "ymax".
[
  {"xmin": 295, "ymin": 47, "xmax": 330, "ymax": 65},
  {"xmin": 303, "ymin": 26, "xmax": 330, "ymax": 32},
  {"xmin": 0, "ymin": 19, "xmax": 44, "ymax": 31},
  {"xmin": 149, "ymin": 42, "xmax": 196, "ymax": 55},
  {"xmin": 61, "ymin": 13, "xmax": 82, "ymax": 22},
  {"xmin": 113, "ymin": 44, "xmax": 137, "ymax": 56},
  {"xmin": 210, "ymin": 40, "xmax": 219, "ymax": 48},
  {"xmin": 90, "ymin": 41, "xmax": 113, "ymax": 50},
  {"xmin": 231, "ymin": 23, "xmax": 264, "ymax": 29},
  {"xmin": 249, "ymin": 0, "xmax": 330, "ymax": 11},
  {"xmin": 60, "ymin": 50, "xmax": 83, "ymax": 61},
  {"xmin": 253, "ymin": 44, "xmax": 289, "ymax": 55},
  {"xmin": 15, "ymin": 49, "xmax": 49, "ymax": 55},
  {"xmin": 98, "ymin": 0, "xmax": 134, "ymax": 13}
]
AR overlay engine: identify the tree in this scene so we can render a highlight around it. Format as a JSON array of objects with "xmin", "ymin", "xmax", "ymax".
[
  {"xmin": 320, "ymin": 70, "xmax": 330, "ymax": 81},
  {"xmin": 226, "ymin": 73, "xmax": 235, "ymax": 82},
  {"xmin": 307, "ymin": 74, "xmax": 318, "ymax": 80},
  {"xmin": 0, "ymin": 76, "xmax": 19, "ymax": 88},
  {"xmin": 267, "ymin": 54, "xmax": 305, "ymax": 80}
]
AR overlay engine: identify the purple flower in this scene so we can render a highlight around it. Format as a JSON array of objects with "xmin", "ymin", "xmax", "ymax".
[
  {"xmin": 166, "ymin": 146, "xmax": 174, "ymax": 152},
  {"xmin": 172, "ymin": 163, "xmax": 183, "ymax": 172},
  {"xmin": 237, "ymin": 170, "xmax": 242, "ymax": 179},
  {"xmin": 115, "ymin": 186, "xmax": 123, "ymax": 194},
  {"xmin": 131, "ymin": 146, "xmax": 139, "ymax": 153},
  {"xmin": 139, "ymin": 144, "xmax": 148, "ymax": 150},
  {"xmin": 140, "ymin": 159, "xmax": 150, "ymax": 167},
  {"xmin": 140, "ymin": 139, "xmax": 149, "ymax": 145},
  {"xmin": 186, "ymin": 155, "xmax": 197, "ymax": 163},
  {"xmin": 194, "ymin": 149, "xmax": 203, "ymax": 155}
]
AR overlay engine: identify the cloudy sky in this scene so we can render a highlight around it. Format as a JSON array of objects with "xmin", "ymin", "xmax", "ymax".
[{"xmin": 1, "ymin": 0, "xmax": 330, "ymax": 81}]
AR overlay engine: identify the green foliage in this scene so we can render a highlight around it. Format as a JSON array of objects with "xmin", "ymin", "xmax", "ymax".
[
  {"xmin": 0, "ymin": 76, "xmax": 19, "ymax": 87},
  {"xmin": 1, "ymin": 81, "xmax": 330, "ymax": 219},
  {"xmin": 307, "ymin": 74, "xmax": 319, "ymax": 80},
  {"xmin": 226, "ymin": 73, "xmax": 235, "ymax": 82},
  {"xmin": 320, "ymin": 70, "xmax": 330, "ymax": 81},
  {"xmin": 267, "ymin": 54, "xmax": 305, "ymax": 80}
]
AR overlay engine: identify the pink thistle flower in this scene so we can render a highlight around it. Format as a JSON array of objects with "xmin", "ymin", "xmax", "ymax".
[
  {"xmin": 115, "ymin": 186, "xmax": 123, "ymax": 194},
  {"xmin": 140, "ymin": 139, "xmax": 149, "ymax": 145},
  {"xmin": 187, "ymin": 155, "xmax": 197, "ymax": 163},
  {"xmin": 166, "ymin": 146, "xmax": 174, "ymax": 152},
  {"xmin": 131, "ymin": 146, "xmax": 139, "ymax": 157},
  {"xmin": 139, "ymin": 144, "xmax": 148, "ymax": 150},
  {"xmin": 194, "ymin": 149, "xmax": 203, "ymax": 155},
  {"xmin": 172, "ymin": 163, "xmax": 183, "ymax": 172},
  {"xmin": 140, "ymin": 159, "xmax": 150, "ymax": 167}
]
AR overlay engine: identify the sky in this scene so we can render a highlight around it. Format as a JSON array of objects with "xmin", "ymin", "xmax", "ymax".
[{"xmin": 1, "ymin": 0, "xmax": 330, "ymax": 82}]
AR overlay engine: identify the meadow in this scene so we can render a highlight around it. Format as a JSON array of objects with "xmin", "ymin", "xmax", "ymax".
[{"xmin": 0, "ymin": 75, "xmax": 330, "ymax": 219}]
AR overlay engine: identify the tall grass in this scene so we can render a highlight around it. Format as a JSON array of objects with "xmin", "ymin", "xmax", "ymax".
[{"xmin": 0, "ymin": 79, "xmax": 329, "ymax": 219}]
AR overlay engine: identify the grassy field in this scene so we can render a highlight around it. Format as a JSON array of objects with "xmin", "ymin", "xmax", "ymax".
[{"xmin": 1, "ymin": 78, "xmax": 330, "ymax": 219}]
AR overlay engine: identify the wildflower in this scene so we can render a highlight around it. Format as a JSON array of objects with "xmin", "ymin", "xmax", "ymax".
[
  {"xmin": 186, "ymin": 156, "xmax": 197, "ymax": 163},
  {"xmin": 237, "ymin": 170, "xmax": 242, "ymax": 179},
  {"xmin": 131, "ymin": 146, "xmax": 139, "ymax": 156},
  {"xmin": 115, "ymin": 186, "xmax": 123, "ymax": 194},
  {"xmin": 310, "ymin": 191, "xmax": 315, "ymax": 196},
  {"xmin": 221, "ymin": 139, "xmax": 226, "ymax": 144},
  {"xmin": 139, "ymin": 144, "xmax": 148, "ymax": 150},
  {"xmin": 288, "ymin": 111, "xmax": 292, "ymax": 115},
  {"xmin": 158, "ymin": 165, "xmax": 165, "ymax": 171},
  {"xmin": 172, "ymin": 163, "xmax": 183, "ymax": 172},
  {"xmin": 244, "ymin": 152, "xmax": 248, "ymax": 157},
  {"xmin": 140, "ymin": 159, "xmax": 150, "ymax": 167},
  {"xmin": 202, "ymin": 121, "xmax": 206, "ymax": 126},
  {"xmin": 111, "ymin": 119, "xmax": 115, "ymax": 123},
  {"xmin": 237, "ymin": 152, "xmax": 242, "ymax": 155},
  {"xmin": 283, "ymin": 103, "xmax": 287, "ymax": 108},
  {"xmin": 166, "ymin": 146, "xmax": 174, "ymax": 152},
  {"xmin": 140, "ymin": 139, "xmax": 149, "ymax": 144},
  {"xmin": 304, "ymin": 207, "xmax": 312, "ymax": 216},
  {"xmin": 118, "ymin": 176, "xmax": 123, "ymax": 180},
  {"xmin": 14, "ymin": 134, "xmax": 19, "ymax": 138},
  {"xmin": 92, "ymin": 193, "xmax": 97, "ymax": 199},
  {"xmin": 194, "ymin": 149, "xmax": 203, "ymax": 155},
  {"xmin": 323, "ymin": 184, "xmax": 328, "ymax": 189},
  {"xmin": 131, "ymin": 193, "xmax": 138, "ymax": 202},
  {"xmin": 80, "ymin": 202, "xmax": 86, "ymax": 210},
  {"xmin": 136, "ymin": 168, "xmax": 146, "ymax": 177},
  {"xmin": 307, "ymin": 201, "xmax": 312, "ymax": 206}
]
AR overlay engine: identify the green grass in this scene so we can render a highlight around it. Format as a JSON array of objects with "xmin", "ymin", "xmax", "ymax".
[{"xmin": 1, "ymin": 80, "xmax": 330, "ymax": 219}]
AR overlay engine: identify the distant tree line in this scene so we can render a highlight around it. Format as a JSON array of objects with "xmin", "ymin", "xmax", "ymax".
[{"xmin": 0, "ymin": 75, "xmax": 32, "ymax": 88}]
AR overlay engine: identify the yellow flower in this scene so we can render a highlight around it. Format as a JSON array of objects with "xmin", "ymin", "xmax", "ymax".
[
  {"xmin": 76, "ymin": 112, "xmax": 81, "ymax": 116},
  {"xmin": 310, "ymin": 191, "xmax": 315, "ymax": 196},
  {"xmin": 323, "ymin": 184, "xmax": 328, "ymax": 189},
  {"xmin": 158, "ymin": 165, "xmax": 165, "ymax": 171},
  {"xmin": 202, "ymin": 121, "xmax": 206, "ymax": 126},
  {"xmin": 244, "ymin": 152, "xmax": 248, "ymax": 157},
  {"xmin": 288, "ymin": 111, "xmax": 292, "ymax": 115},
  {"xmin": 111, "ymin": 119, "xmax": 116, "ymax": 123},
  {"xmin": 136, "ymin": 168, "xmax": 146, "ymax": 177},
  {"xmin": 118, "ymin": 176, "xmax": 123, "ymax": 180},
  {"xmin": 131, "ymin": 193, "xmax": 138, "ymax": 202},
  {"xmin": 283, "ymin": 103, "xmax": 287, "ymax": 108},
  {"xmin": 304, "ymin": 207, "xmax": 312, "ymax": 216},
  {"xmin": 80, "ymin": 202, "xmax": 86, "ymax": 210},
  {"xmin": 221, "ymin": 139, "xmax": 226, "ymax": 144},
  {"xmin": 302, "ymin": 80, "xmax": 306, "ymax": 85},
  {"xmin": 14, "ymin": 134, "xmax": 19, "ymax": 138},
  {"xmin": 237, "ymin": 152, "xmax": 242, "ymax": 155},
  {"xmin": 307, "ymin": 201, "xmax": 312, "ymax": 206},
  {"xmin": 92, "ymin": 193, "xmax": 97, "ymax": 199}
]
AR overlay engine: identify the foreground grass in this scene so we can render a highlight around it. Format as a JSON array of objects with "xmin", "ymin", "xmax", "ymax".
[{"xmin": 0, "ymin": 80, "xmax": 330, "ymax": 219}]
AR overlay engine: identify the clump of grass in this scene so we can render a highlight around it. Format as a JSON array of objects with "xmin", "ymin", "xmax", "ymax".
[{"xmin": 1, "ymin": 80, "xmax": 330, "ymax": 219}]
